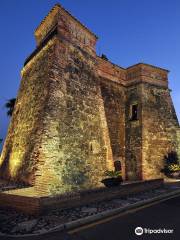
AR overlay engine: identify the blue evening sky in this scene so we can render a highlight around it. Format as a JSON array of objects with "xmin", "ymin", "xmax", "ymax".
[{"xmin": 0, "ymin": 0, "xmax": 180, "ymax": 150}]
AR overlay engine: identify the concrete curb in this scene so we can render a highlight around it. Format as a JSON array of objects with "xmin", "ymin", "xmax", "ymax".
[{"xmin": 1, "ymin": 188, "xmax": 180, "ymax": 238}]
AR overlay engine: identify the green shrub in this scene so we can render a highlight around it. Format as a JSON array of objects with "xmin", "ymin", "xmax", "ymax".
[
  {"xmin": 168, "ymin": 164, "xmax": 180, "ymax": 172},
  {"xmin": 104, "ymin": 170, "xmax": 122, "ymax": 178}
]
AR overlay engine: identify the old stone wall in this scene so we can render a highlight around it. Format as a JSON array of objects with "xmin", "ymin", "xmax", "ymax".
[
  {"xmin": 126, "ymin": 64, "xmax": 168, "ymax": 88},
  {"xmin": 125, "ymin": 85, "xmax": 142, "ymax": 180},
  {"xmin": 97, "ymin": 57, "xmax": 126, "ymax": 85},
  {"xmin": 141, "ymin": 84, "xmax": 180, "ymax": 179},
  {"xmin": 177, "ymin": 129, "xmax": 180, "ymax": 161},
  {"xmin": 100, "ymin": 81, "xmax": 126, "ymax": 178},
  {"xmin": 35, "ymin": 6, "xmax": 59, "ymax": 46},
  {"xmin": 125, "ymin": 64, "xmax": 179, "ymax": 180},
  {"xmin": 0, "ymin": 39, "xmax": 56, "ymax": 184},
  {"xmin": 33, "ymin": 38, "xmax": 114, "ymax": 195}
]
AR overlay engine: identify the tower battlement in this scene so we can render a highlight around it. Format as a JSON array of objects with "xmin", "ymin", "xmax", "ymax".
[{"xmin": 34, "ymin": 4, "xmax": 97, "ymax": 54}]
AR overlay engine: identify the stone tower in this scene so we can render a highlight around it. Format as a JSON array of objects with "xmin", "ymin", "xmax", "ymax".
[{"xmin": 0, "ymin": 4, "xmax": 179, "ymax": 195}]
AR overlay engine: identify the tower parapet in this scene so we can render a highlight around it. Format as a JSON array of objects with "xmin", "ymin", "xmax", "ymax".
[{"xmin": 34, "ymin": 4, "xmax": 97, "ymax": 55}]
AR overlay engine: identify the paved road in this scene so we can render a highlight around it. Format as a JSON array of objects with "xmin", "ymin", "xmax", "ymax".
[
  {"xmin": 68, "ymin": 196, "xmax": 180, "ymax": 240},
  {"xmin": 1, "ymin": 195, "xmax": 180, "ymax": 240}
]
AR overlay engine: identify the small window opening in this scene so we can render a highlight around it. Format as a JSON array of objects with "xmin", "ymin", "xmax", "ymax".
[
  {"xmin": 90, "ymin": 143, "xmax": 93, "ymax": 152},
  {"xmin": 130, "ymin": 104, "xmax": 138, "ymax": 121},
  {"xmin": 114, "ymin": 160, "xmax": 121, "ymax": 171}
]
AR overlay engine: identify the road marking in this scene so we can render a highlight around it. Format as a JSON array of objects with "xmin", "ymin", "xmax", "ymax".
[{"xmin": 68, "ymin": 193, "xmax": 180, "ymax": 234}]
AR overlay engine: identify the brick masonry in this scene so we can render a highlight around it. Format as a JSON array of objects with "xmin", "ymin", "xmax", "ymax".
[
  {"xmin": 0, "ymin": 179, "xmax": 164, "ymax": 215},
  {"xmin": 0, "ymin": 4, "xmax": 179, "ymax": 195}
]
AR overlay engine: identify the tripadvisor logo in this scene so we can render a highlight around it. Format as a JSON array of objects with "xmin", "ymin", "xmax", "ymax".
[
  {"xmin": 135, "ymin": 227, "xmax": 174, "ymax": 235},
  {"xmin": 135, "ymin": 227, "xmax": 143, "ymax": 235}
]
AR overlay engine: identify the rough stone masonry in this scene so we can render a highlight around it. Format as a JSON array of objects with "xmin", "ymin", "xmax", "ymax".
[{"xmin": 0, "ymin": 4, "xmax": 179, "ymax": 195}]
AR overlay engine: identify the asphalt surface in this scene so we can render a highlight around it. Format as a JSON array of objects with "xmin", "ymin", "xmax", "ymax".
[
  {"xmin": 69, "ymin": 195, "xmax": 180, "ymax": 240},
  {"xmin": 1, "ymin": 194, "xmax": 180, "ymax": 240}
]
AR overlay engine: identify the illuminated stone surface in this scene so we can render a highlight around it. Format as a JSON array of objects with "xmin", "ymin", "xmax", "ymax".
[
  {"xmin": 0, "ymin": 4, "xmax": 179, "ymax": 195},
  {"xmin": 4, "ymin": 187, "xmax": 47, "ymax": 197}
]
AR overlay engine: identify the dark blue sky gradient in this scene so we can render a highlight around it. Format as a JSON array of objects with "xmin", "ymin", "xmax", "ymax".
[{"xmin": 0, "ymin": 0, "xmax": 180, "ymax": 149}]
